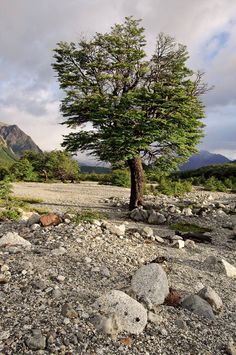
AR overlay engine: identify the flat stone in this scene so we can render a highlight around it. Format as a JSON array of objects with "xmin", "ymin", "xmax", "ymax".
[
  {"xmin": 131, "ymin": 263, "xmax": 169, "ymax": 307},
  {"xmin": 130, "ymin": 208, "xmax": 149, "ymax": 222},
  {"xmin": 171, "ymin": 240, "xmax": 185, "ymax": 249},
  {"xmin": 93, "ymin": 290, "xmax": 147, "ymax": 336},
  {"xmin": 141, "ymin": 227, "xmax": 153, "ymax": 238}
]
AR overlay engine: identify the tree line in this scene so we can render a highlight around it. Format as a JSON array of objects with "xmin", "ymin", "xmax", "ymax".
[{"xmin": 0, "ymin": 150, "xmax": 80, "ymax": 182}]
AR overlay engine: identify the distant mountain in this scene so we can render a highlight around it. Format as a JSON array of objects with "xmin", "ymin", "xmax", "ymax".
[
  {"xmin": 180, "ymin": 150, "xmax": 231, "ymax": 171},
  {"xmin": 0, "ymin": 122, "xmax": 42, "ymax": 157},
  {"xmin": 0, "ymin": 135, "xmax": 18, "ymax": 164}
]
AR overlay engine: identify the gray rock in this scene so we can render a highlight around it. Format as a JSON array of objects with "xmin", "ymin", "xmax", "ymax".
[
  {"xmin": 0, "ymin": 232, "xmax": 31, "ymax": 249},
  {"xmin": 141, "ymin": 226, "xmax": 153, "ymax": 238},
  {"xmin": 93, "ymin": 290, "xmax": 147, "ymax": 335},
  {"xmin": 131, "ymin": 263, "xmax": 169, "ymax": 307},
  {"xmin": 26, "ymin": 329, "xmax": 46, "ymax": 350},
  {"xmin": 148, "ymin": 211, "xmax": 166, "ymax": 225},
  {"xmin": 197, "ymin": 286, "xmax": 223, "ymax": 312},
  {"xmin": 181, "ymin": 294, "xmax": 215, "ymax": 320},
  {"xmin": 27, "ymin": 213, "xmax": 40, "ymax": 227},
  {"xmin": 130, "ymin": 208, "xmax": 149, "ymax": 222},
  {"xmin": 185, "ymin": 239, "xmax": 196, "ymax": 249},
  {"xmin": 227, "ymin": 340, "xmax": 236, "ymax": 355}
]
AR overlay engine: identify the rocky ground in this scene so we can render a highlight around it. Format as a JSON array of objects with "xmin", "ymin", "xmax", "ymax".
[{"xmin": 0, "ymin": 182, "xmax": 235, "ymax": 354}]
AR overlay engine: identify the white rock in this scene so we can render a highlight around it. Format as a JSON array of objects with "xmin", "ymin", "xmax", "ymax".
[
  {"xmin": 57, "ymin": 275, "xmax": 65, "ymax": 282},
  {"xmin": 31, "ymin": 224, "xmax": 41, "ymax": 231},
  {"xmin": 141, "ymin": 227, "xmax": 153, "ymax": 238},
  {"xmin": 221, "ymin": 259, "xmax": 236, "ymax": 278},
  {"xmin": 106, "ymin": 223, "xmax": 126, "ymax": 236},
  {"xmin": 84, "ymin": 257, "xmax": 92, "ymax": 264},
  {"xmin": 155, "ymin": 236, "xmax": 165, "ymax": 243},
  {"xmin": 171, "ymin": 240, "xmax": 185, "ymax": 249},
  {"xmin": 148, "ymin": 311, "xmax": 162, "ymax": 324},
  {"xmin": 182, "ymin": 207, "xmax": 193, "ymax": 216},
  {"xmin": 0, "ymin": 232, "xmax": 31, "ymax": 249},
  {"xmin": 131, "ymin": 263, "xmax": 169, "ymax": 307},
  {"xmin": 197, "ymin": 286, "xmax": 223, "ymax": 312},
  {"xmin": 51, "ymin": 247, "xmax": 67, "ymax": 256},
  {"xmin": 185, "ymin": 239, "xmax": 196, "ymax": 249},
  {"xmin": 93, "ymin": 290, "xmax": 147, "ymax": 335}
]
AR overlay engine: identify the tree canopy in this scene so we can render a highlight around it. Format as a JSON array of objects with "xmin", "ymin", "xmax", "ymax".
[{"xmin": 52, "ymin": 17, "xmax": 208, "ymax": 209}]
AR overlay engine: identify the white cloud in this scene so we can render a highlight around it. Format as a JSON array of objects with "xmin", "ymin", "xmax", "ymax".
[{"xmin": 0, "ymin": 0, "xmax": 236, "ymax": 159}]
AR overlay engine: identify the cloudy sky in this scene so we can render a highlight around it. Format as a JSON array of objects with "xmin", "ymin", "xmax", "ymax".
[{"xmin": 0, "ymin": 0, "xmax": 236, "ymax": 161}]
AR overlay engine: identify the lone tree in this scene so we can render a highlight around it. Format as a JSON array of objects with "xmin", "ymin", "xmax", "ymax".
[{"xmin": 53, "ymin": 17, "xmax": 208, "ymax": 210}]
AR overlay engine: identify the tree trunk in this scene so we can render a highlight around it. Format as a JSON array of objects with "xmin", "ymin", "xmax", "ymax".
[{"xmin": 128, "ymin": 157, "xmax": 144, "ymax": 210}]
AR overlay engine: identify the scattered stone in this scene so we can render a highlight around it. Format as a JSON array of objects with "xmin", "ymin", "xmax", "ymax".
[
  {"xmin": 148, "ymin": 311, "xmax": 163, "ymax": 324},
  {"xmin": 84, "ymin": 257, "xmax": 92, "ymax": 264},
  {"xmin": 141, "ymin": 226, "xmax": 153, "ymax": 238},
  {"xmin": 61, "ymin": 303, "xmax": 78, "ymax": 319},
  {"xmin": 93, "ymin": 290, "xmax": 147, "ymax": 335},
  {"xmin": 181, "ymin": 294, "xmax": 215, "ymax": 320},
  {"xmin": 155, "ymin": 236, "xmax": 165, "ymax": 243},
  {"xmin": 182, "ymin": 207, "xmax": 193, "ymax": 216},
  {"xmin": 57, "ymin": 275, "xmax": 65, "ymax": 282},
  {"xmin": 185, "ymin": 239, "xmax": 196, "ymax": 249},
  {"xmin": 0, "ymin": 232, "xmax": 31, "ymax": 249},
  {"xmin": 171, "ymin": 240, "xmax": 185, "ymax": 249},
  {"xmin": 130, "ymin": 208, "xmax": 149, "ymax": 222},
  {"xmin": 26, "ymin": 329, "xmax": 46, "ymax": 350},
  {"xmin": 175, "ymin": 319, "xmax": 187, "ymax": 330},
  {"xmin": 40, "ymin": 213, "xmax": 62, "ymax": 227},
  {"xmin": 51, "ymin": 246, "xmax": 67, "ymax": 256},
  {"xmin": 0, "ymin": 330, "xmax": 10, "ymax": 341},
  {"xmin": 197, "ymin": 286, "xmax": 223, "ymax": 312},
  {"xmin": 227, "ymin": 340, "xmax": 236, "ymax": 355},
  {"xmin": 148, "ymin": 211, "xmax": 166, "ymax": 225},
  {"xmin": 106, "ymin": 223, "xmax": 126, "ymax": 236},
  {"xmin": 131, "ymin": 263, "xmax": 169, "ymax": 307},
  {"xmin": 204, "ymin": 256, "xmax": 236, "ymax": 278},
  {"xmin": 31, "ymin": 223, "xmax": 41, "ymax": 231},
  {"xmin": 27, "ymin": 213, "xmax": 40, "ymax": 227}
]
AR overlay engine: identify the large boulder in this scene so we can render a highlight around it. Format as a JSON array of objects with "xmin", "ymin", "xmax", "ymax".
[
  {"xmin": 181, "ymin": 294, "xmax": 215, "ymax": 320},
  {"xmin": 0, "ymin": 232, "xmax": 31, "ymax": 249},
  {"xmin": 93, "ymin": 290, "xmax": 147, "ymax": 336},
  {"xmin": 131, "ymin": 263, "xmax": 169, "ymax": 307}
]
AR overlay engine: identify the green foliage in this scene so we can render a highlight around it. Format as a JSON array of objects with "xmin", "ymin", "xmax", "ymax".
[
  {"xmin": 53, "ymin": 17, "xmax": 206, "ymax": 170},
  {"xmin": 203, "ymin": 177, "xmax": 228, "ymax": 192},
  {"xmin": 148, "ymin": 177, "xmax": 192, "ymax": 196},
  {"xmin": 0, "ymin": 208, "xmax": 21, "ymax": 221},
  {"xmin": 179, "ymin": 162, "xmax": 236, "ymax": 180},
  {"xmin": 70, "ymin": 209, "xmax": 107, "ymax": 223},
  {"xmin": 8, "ymin": 150, "xmax": 80, "ymax": 182},
  {"xmin": 0, "ymin": 178, "xmax": 13, "ymax": 203},
  {"xmin": 170, "ymin": 222, "xmax": 212, "ymax": 233},
  {"xmin": 107, "ymin": 169, "xmax": 130, "ymax": 187}
]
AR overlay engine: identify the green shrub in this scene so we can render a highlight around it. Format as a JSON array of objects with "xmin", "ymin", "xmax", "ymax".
[
  {"xmin": 153, "ymin": 178, "xmax": 192, "ymax": 196},
  {"xmin": 70, "ymin": 209, "xmax": 107, "ymax": 223},
  {"xmin": 170, "ymin": 222, "xmax": 212, "ymax": 233},
  {"xmin": 0, "ymin": 179, "xmax": 13, "ymax": 205},
  {"xmin": 0, "ymin": 208, "xmax": 21, "ymax": 221},
  {"xmin": 203, "ymin": 177, "xmax": 228, "ymax": 192},
  {"xmin": 109, "ymin": 169, "xmax": 130, "ymax": 187}
]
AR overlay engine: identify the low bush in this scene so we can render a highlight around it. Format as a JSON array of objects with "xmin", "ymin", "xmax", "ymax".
[
  {"xmin": 149, "ymin": 178, "xmax": 192, "ymax": 196},
  {"xmin": 70, "ymin": 209, "xmax": 107, "ymax": 223},
  {"xmin": 0, "ymin": 208, "xmax": 22, "ymax": 221}
]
